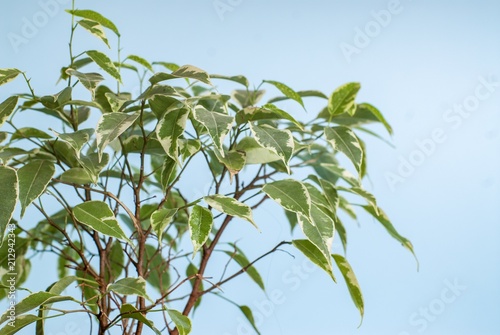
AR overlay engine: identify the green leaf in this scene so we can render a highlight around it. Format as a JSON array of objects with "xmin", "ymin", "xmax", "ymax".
[
  {"xmin": 0, "ymin": 291, "xmax": 74, "ymax": 324},
  {"xmin": 150, "ymin": 208, "xmax": 177, "ymax": 242},
  {"xmin": 167, "ymin": 309, "xmax": 192, "ymax": 335},
  {"xmin": 236, "ymin": 103, "xmax": 302, "ymax": 129},
  {"xmin": 318, "ymin": 178, "xmax": 339, "ymax": 212},
  {"xmin": 361, "ymin": 205, "xmax": 417, "ymax": 264},
  {"xmin": 126, "ymin": 55, "xmax": 153, "ymax": 72},
  {"xmin": 73, "ymin": 201, "xmax": 131, "ymax": 243},
  {"xmin": 210, "ymin": 74, "xmax": 249, "ymax": 87},
  {"xmin": 224, "ymin": 246, "xmax": 265, "ymax": 290},
  {"xmin": 105, "ymin": 92, "xmax": 130, "ymax": 113},
  {"xmin": 77, "ymin": 19, "xmax": 109, "ymax": 47},
  {"xmin": 96, "ymin": 112, "xmax": 139, "ymax": 160},
  {"xmin": 239, "ymin": 305, "xmax": 261, "ymax": 334},
  {"xmin": 319, "ymin": 163, "xmax": 359, "ymax": 187},
  {"xmin": 188, "ymin": 205, "xmax": 213, "ymax": 256},
  {"xmin": 296, "ymin": 204, "xmax": 335, "ymax": 261},
  {"xmin": 0, "ymin": 166, "xmax": 18, "ymax": 246},
  {"xmin": 232, "ymin": 89, "xmax": 266, "ymax": 108},
  {"xmin": 156, "ymin": 106, "xmax": 190, "ymax": 163},
  {"xmin": 18, "ymin": 160, "xmax": 55, "ymax": 217},
  {"xmin": 204, "ymin": 195, "xmax": 257, "ymax": 229},
  {"xmin": 328, "ymin": 82, "xmax": 361, "ymax": 116},
  {"xmin": 235, "ymin": 137, "xmax": 280, "ymax": 164},
  {"xmin": 159, "ymin": 156, "xmax": 177, "ymax": 191},
  {"xmin": 268, "ymin": 90, "xmax": 328, "ymax": 103},
  {"xmin": 86, "ymin": 50, "xmax": 121, "ymax": 81},
  {"xmin": 264, "ymin": 80, "xmax": 304, "ymax": 108},
  {"xmin": 0, "ymin": 96, "xmax": 19, "ymax": 128},
  {"xmin": 53, "ymin": 128, "xmax": 94, "ymax": 158},
  {"xmin": 66, "ymin": 9, "xmax": 120, "ymax": 36},
  {"xmin": 332, "ymin": 254, "xmax": 364, "ymax": 322},
  {"xmin": 325, "ymin": 126, "xmax": 364, "ymax": 174},
  {"xmin": 120, "ymin": 304, "xmax": 162, "ymax": 335},
  {"xmin": 193, "ymin": 106, "xmax": 234, "ymax": 157},
  {"xmin": 108, "ymin": 277, "xmax": 150, "ymax": 299},
  {"xmin": 0, "ymin": 68, "xmax": 22, "ymax": 86},
  {"xmin": 262, "ymin": 179, "xmax": 311, "ymax": 218},
  {"xmin": 0, "ymin": 314, "xmax": 40, "ymax": 335},
  {"xmin": 330, "ymin": 103, "xmax": 393, "ymax": 135},
  {"xmin": 338, "ymin": 186, "xmax": 378, "ymax": 214},
  {"xmin": 11, "ymin": 127, "xmax": 52, "ymax": 141},
  {"xmin": 292, "ymin": 239, "xmax": 334, "ymax": 280},
  {"xmin": 153, "ymin": 61, "xmax": 180, "ymax": 72},
  {"xmin": 66, "ymin": 69, "xmax": 104, "ymax": 95},
  {"xmin": 79, "ymin": 152, "xmax": 109, "ymax": 182},
  {"xmin": 358, "ymin": 103, "xmax": 392, "ymax": 134},
  {"xmin": 249, "ymin": 123, "xmax": 294, "ymax": 173},
  {"xmin": 60, "ymin": 167, "xmax": 94, "ymax": 184},
  {"xmin": 214, "ymin": 149, "xmax": 246, "ymax": 181}
]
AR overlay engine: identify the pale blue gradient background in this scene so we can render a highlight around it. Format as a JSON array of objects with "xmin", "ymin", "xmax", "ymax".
[{"xmin": 0, "ymin": 1, "xmax": 499, "ymax": 334}]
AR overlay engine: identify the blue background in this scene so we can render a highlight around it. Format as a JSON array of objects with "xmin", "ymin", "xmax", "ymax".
[{"xmin": 0, "ymin": 0, "xmax": 499, "ymax": 334}]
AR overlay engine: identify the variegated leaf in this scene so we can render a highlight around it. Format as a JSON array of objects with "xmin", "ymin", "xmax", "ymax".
[
  {"xmin": 156, "ymin": 106, "xmax": 190, "ymax": 163},
  {"xmin": 249, "ymin": 123, "xmax": 294, "ymax": 174},
  {"xmin": 325, "ymin": 126, "xmax": 364, "ymax": 174},
  {"xmin": 96, "ymin": 112, "xmax": 140, "ymax": 160},
  {"xmin": 262, "ymin": 179, "xmax": 311, "ymax": 218},
  {"xmin": 188, "ymin": 205, "xmax": 213, "ymax": 256},
  {"xmin": 193, "ymin": 105, "xmax": 234, "ymax": 157},
  {"xmin": 204, "ymin": 194, "xmax": 257, "ymax": 229},
  {"xmin": 328, "ymin": 82, "xmax": 360, "ymax": 116}
]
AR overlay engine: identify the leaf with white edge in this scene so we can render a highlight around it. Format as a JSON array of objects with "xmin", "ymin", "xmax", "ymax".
[
  {"xmin": 108, "ymin": 277, "xmax": 150, "ymax": 300},
  {"xmin": 320, "ymin": 163, "xmax": 359, "ymax": 187},
  {"xmin": 73, "ymin": 201, "xmax": 131, "ymax": 243},
  {"xmin": 160, "ymin": 156, "xmax": 177, "ymax": 191},
  {"xmin": 264, "ymin": 80, "xmax": 304, "ymax": 108},
  {"xmin": 332, "ymin": 254, "xmax": 364, "ymax": 322},
  {"xmin": 193, "ymin": 105, "xmax": 234, "ymax": 157},
  {"xmin": 18, "ymin": 160, "xmax": 55, "ymax": 217},
  {"xmin": 235, "ymin": 137, "xmax": 280, "ymax": 164},
  {"xmin": 66, "ymin": 9, "xmax": 120, "ymax": 36},
  {"xmin": 66, "ymin": 69, "xmax": 104, "ymax": 96},
  {"xmin": 60, "ymin": 168, "xmax": 94, "ymax": 184},
  {"xmin": 204, "ymin": 195, "xmax": 257, "ymax": 229},
  {"xmin": 232, "ymin": 90, "xmax": 266, "ymax": 108},
  {"xmin": 0, "ymin": 314, "xmax": 40, "ymax": 334},
  {"xmin": 172, "ymin": 65, "xmax": 211, "ymax": 85},
  {"xmin": 156, "ymin": 106, "xmax": 190, "ymax": 163},
  {"xmin": 0, "ymin": 68, "xmax": 22, "ymax": 86},
  {"xmin": 296, "ymin": 204, "xmax": 335, "ymax": 258},
  {"xmin": 96, "ymin": 112, "xmax": 139, "ymax": 160},
  {"xmin": 325, "ymin": 126, "xmax": 364, "ymax": 174},
  {"xmin": 153, "ymin": 61, "xmax": 180, "ymax": 72},
  {"xmin": 0, "ymin": 291, "xmax": 75, "ymax": 324},
  {"xmin": 0, "ymin": 96, "xmax": 19, "ymax": 128},
  {"xmin": 78, "ymin": 19, "xmax": 109, "ymax": 47},
  {"xmin": 236, "ymin": 104, "xmax": 303, "ymax": 129},
  {"xmin": 210, "ymin": 74, "xmax": 249, "ymax": 87},
  {"xmin": 0, "ymin": 166, "xmax": 17, "ymax": 246},
  {"xmin": 105, "ymin": 92, "xmax": 130, "ymax": 113},
  {"xmin": 262, "ymin": 179, "xmax": 311, "ymax": 218},
  {"xmin": 167, "ymin": 309, "xmax": 192, "ymax": 335},
  {"xmin": 150, "ymin": 208, "xmax": 177, "ymax": 242},
  {"xmin": 214, "ymin": 149, "xmax": 246, "ymax": 182},
  {"xmin": 126, "ymin": 55, "xmax": 154, "ymax": 72},
  {"xmin": 120, "ymin": 304, "xmax": 162, "ymax": 335},
  {"xmin": 53, "ymin": 128, "xmax": 94, "ymax": 158},
  {"xmin": 328, "ymin": 82, "xmax": 361, "ymax": 116},
  {"xmin": 319, "ymin": 178, "xmax": 339, "ymax": 212},
  {"xmin": 362, "ymin": 205, "xmax": 417, "ymax": 266},
  {"xmin": 11, "ymin": 127, "xmax": 52, "ymax": 141},
  {"xmin": 338, "ymin": 186, "xmax": 378, "ymax": 214},
  {"xmin": 225, "ymin": 245, "xmax": 265, "ymax": 290},
  {"xmin": 188, "ymin": 205, "xmax": 213, "ymax": 256},
  {"xmin": 292, "ymin": 239, "xmax": 334, "ymax": 280},
  {"xmin": 268, "ymin": 90, "xmax": 328, "ymax": 103},
  {"xmin": 86, "ymin": 50, "xmax": 121, "ymax": 81},
  {"xmin": 249, "ymin": 123, "xmax": 294, "ymax": 173},
  {"xmin": 336, "ymin": 217, "xmax": 348, "ymax": 254},
  {"xmin": 79, "ymin": 152, "xmax": 109, "ymax": 183}
]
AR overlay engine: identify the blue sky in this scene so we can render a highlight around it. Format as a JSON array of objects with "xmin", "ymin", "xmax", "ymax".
[{"xmin": 1, "ymin": 0, "xmax": 499, "ymax": 334}]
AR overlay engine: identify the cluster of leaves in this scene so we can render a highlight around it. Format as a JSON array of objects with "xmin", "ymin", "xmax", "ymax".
[{"xmin": 0, "ymin": 5, "xmax": 414, "ymax": 335}]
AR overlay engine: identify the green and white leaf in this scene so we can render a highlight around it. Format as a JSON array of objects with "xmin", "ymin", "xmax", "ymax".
[
  {"xmin": 0, "ymin": 314, "xmax": 40, "ymax": 334},
  {"xmin": 52, "ymin": 128, "xmax": 94, "ymax": 158},
  {"xmin": 156, "ymin": 106, "xmax": 190, "ymax": 163},
  {"xmin": 213, "ymin": 149, "xmax": 246, "ymax": 182},
  {"xmin": 172, "ymin": 65, "xmax": 211, "ymax": 85},
  {"xmin": 96, "ymin": 112, "xmax": 139, "ymax": 160},
  {"xmin": 193, "ymin": 106, "xmax": 234, "ymax": 157},
  {"xmin": 126, "ymin": 55, "xmax": 154, "ymax": 72},
  {"xmin": 60, "ymin": 168, "xmax": 94, "ymax": 184},
  {"xmin": 119, "ymin": 304, "xmax": 162, "ymax": 335},
  {"xmin": 325, "ymin": 126, "xmax": 364, "ymax": 174},
  {"xmin": 78, "ymin": 19, "xmax": 110, "ymax": 47},
  {"xmin": 150, "ymin": 208, "xmax": 177, "ymax": 242},
  {"xmin": 108, "ymin": 277, "xmax": 150, "ymax": 300},
  {"xmin": 338, "ymin": 186, "xmax": 378, "ymax": 214},
  {"xmin": 86, "ymin": 50, "xmax": 121, "ymax": 81},
  {"xmin": 262, "ymin": 179, "xmax": 311, "ymax": 218},
  {"xmin": 18, "ymin": 160, "xmax": 55, "ymax": 217},
  {"xmin": 0, "ymin": 96, "xmax": 19, "ymax": 128},
  {"xmin": 236, "ymin": 104, "xmax": 302, "ymax": 129},
  {"xmin": 73, "ymin": 201, "xmax": 131, "ymax": 243},
  {"xmin": 264, "ymin": 80, "xmax": 304, "ymax": 108},
  {"xmin": 188, "ymin": 205, "xmax": 213, "ymax": 256},
  {"xmin": 332, "ymin": 254, "xmax": 364, "ymax": 322},
  {"xmin": 66, "ymin": 9, "xmax": 120, "ymax": 36},
  {"xmin": 0, "ymin": 68, "xmax": 22, "ymax": 87},
  {"xmin": 0, "ymin": 166, "xmax": 18, "ymax": 246},
  {"xmin": 328, "ymin": 82, "xmax": 360, "ymax": 116},
  {"xmin": 204, "ymin": 195, "xmax": 257, "ymax": 229},
  {"xmin": 292, "ymin": 239, "xmax": 334, "ymax": 280},
  {"xmin": 249, "ymin": 123, "xmax": 294, "ymax": 173},
  {"xmin": 235, "ymin": 137, "xmax": 280, "ymax": 164}
]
